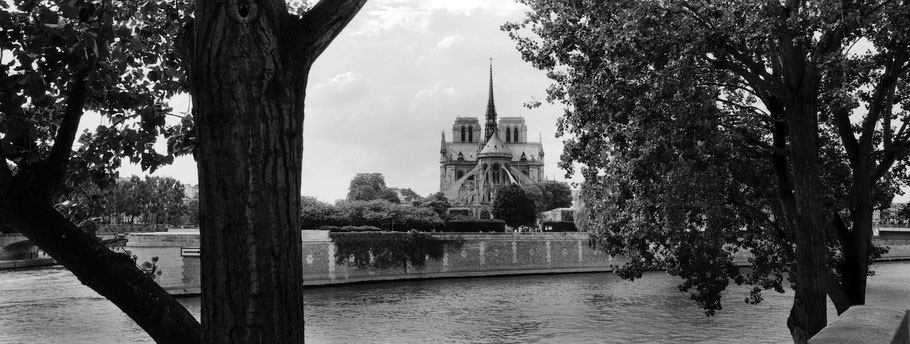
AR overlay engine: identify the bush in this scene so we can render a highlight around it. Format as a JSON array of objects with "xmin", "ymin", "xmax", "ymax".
[
  {"xmin": 301, "ymin": 199, "xmax": 443, "ymax": 231},
  {"xmin": 443, "ymin": 220, "xmax": 506, "ymax": 232},
  {"xmin": 318, "ymin": 225, "xmax": 382, "ymax": 232}
]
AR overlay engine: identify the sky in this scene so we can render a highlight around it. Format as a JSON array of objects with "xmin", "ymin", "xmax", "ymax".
[{"xmin": 107, "ymin": 0, "xmax": 579, "ymax": 203}]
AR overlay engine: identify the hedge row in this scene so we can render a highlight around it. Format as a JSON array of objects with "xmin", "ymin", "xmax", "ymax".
[{"xmin": 302, "ymin": 199, "xmax": 443, "ymax": 232}]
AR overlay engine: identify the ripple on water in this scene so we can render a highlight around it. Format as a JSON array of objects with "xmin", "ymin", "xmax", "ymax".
[{"xmin": 2, "ymin": 263, "xmax": 910, "ymax": 343}]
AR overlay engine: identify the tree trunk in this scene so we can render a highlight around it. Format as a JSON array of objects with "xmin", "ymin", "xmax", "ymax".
[
  {"xmin": 187, "ymin": 1, "xmax": 365, "ymax": 341},
  {"xmin": 784, "ymin": 101, "xmax": 829, "ymax": 344},
  {"xmin": 192, "ymin": 1, "xmax": 304, "ymax": 342},
  {"xmin": 843, "ymin": 160, "xmax": 874, "ymax": 305},
  {"xmin": 2, "ymin": 181, "xmax": 201, "ymax": 343}
]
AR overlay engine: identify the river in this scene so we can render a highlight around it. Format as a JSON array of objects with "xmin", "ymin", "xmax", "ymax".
[{"xmin": 1, "ymin": 261, "xmax": 909, "ymax": 343}]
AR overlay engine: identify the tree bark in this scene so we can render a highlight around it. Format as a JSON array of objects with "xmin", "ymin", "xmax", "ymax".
[
  {"xmin": 1, "ymin": 176, "xmax": 201, "ymax": 343},
  {"xmin": 783, "ymin": 99, "xmax": 828, "ymax": 343},
  {"xmin": 842, "ymin": 161, "xmax": 873, "ymax": 306},
  {"xmin": 189, "ymin": 0, "xmax": 365, "ymax": 342}
]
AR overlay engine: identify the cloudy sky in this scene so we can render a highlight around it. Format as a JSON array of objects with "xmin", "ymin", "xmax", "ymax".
[{"xmin": 113, "ymin": 0, "xmax": 578, "ymax": 202}]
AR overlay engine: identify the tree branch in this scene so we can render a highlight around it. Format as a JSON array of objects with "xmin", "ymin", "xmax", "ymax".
[
  {"xmin": 46, "ymin": 68, "xmax": 91, "ymax": 177},
  {"xmin": 859, "ymin": 60, "xmax": 902, "ymax": 149},
  {"xmin": 870, "ymin": 141, "xmax": 910, "ymax": 183},
  {"xmin": 0, "ymin": 158, "xmax": 12, "ymax": 186},
  {"xmin": 709, "ymin": 56, "xmax": 783, "ymax": 99},
  {"xmin": 714, "ymin": 97, "xmax": 774, "ymax": 122},
  {"xmin": 827, "ymin": 274, "xmax": 852, "ymax": 314},
  {"xmin": 832, "ymin": 106, "xmax": 859, "ymax": 163},
  {"xmin": 294, "ymin": 0, "xmax": 368, "ymax": 64}
]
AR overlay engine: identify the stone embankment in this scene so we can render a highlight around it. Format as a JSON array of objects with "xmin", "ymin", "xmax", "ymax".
[{"xmin": 125, "ymin": 230, "xmax": 910, "ymax": 294}]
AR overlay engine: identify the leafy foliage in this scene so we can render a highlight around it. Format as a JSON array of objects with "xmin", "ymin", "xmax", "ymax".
[
  {"xmin": 329, "ymin": 232, "xmax": 464, "ymax": 270},
  {"xmin": 105, "ymin": 175, "xmax": 187, "ymax": 224},
  {"xmin": 419, "ymin": 191, "xmax": 451, "ymax": 220},
  {"xmin": 505, "ymin": 0, "xmax": 910, "ymax": 332},
  {"xmin": 492, "ymin": 184, "xmax": 538, "ymax": 228},
  {"xmin": 523, "ymin": 181, "xmax": 573, "ymax": 213},
  {"xmin": 301, "ymin": 199, "xmax": 444, "ymax": 232},
  {"xmin": 347, "ymin": 173, "xmax": 401, "ymax": 203},
  {"xmin": 0, "ymin": 0, "xmax": 195, "ymax": 189}
]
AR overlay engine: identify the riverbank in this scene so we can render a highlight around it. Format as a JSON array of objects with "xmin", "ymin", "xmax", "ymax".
[
  {"xmin": 124, "ymin": 230, "xmax": 910, "ymax": 294},
  {"xmin": 0, "ymin": 258, "xmax": 57, "ymax": 270}
]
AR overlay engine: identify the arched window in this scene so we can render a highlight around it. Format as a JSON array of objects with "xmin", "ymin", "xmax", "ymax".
[
  {"xmin": 456, "ymin": 170, "xmax": 465, "ymax": 180},
  {"xmin": 506, "ymin": 127, "xmax": 512, "ymax": 142},
  {"xmin": 492, "ymin": 163, "xmax": 501, "ymax": 184},
  {"xmin": 513, "ymin": 127, "xmax": 519, "ymax": 142},
  {"xmin": 460, "ymin": 126, "xmax": 466, "ymax": 142},
  {"xmin": 468, "ymin": 126, "xmax": 473, "ymax": 142}
]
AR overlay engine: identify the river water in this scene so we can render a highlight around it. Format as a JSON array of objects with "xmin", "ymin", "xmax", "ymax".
[{"xmin": 1, "ymin": 262, "xmax": 909, "ymax": 343}]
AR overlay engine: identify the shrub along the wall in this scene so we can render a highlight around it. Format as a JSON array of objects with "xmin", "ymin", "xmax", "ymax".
[
  {"xmin": 319, "ymin": 225, "xmax": 382, "ymax": 232},
  {"xmin": 301, "ymin": 199, "xmax": 444, "ymax": 231},
  {"xmin": 329, "ymin": 232, "xmax": 464, "ymax": 270},
  {"xmin": 443, "ymin": 220, "xmax": 506, "ymax": 232}
]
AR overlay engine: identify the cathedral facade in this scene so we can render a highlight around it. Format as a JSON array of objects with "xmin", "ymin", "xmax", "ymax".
[{"xmin": 439, "ymin": 63, "xmax": 545, "ymax": 219}]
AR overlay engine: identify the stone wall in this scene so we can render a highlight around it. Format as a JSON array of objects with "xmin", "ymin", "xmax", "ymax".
[
  {"xmin": 127, "ymin": 232, "xmax": 201, "ymax": 294},
  {"xmin": 126, "ymin": 231, "xmax": 910, "ymax": 295},
  {"xmin": 809, "ymin": 306, "xmax": 909, "ymax": 344},
  {"xmin": 304, "ymin": 231, "xmax": 622, "ymax": 286}
]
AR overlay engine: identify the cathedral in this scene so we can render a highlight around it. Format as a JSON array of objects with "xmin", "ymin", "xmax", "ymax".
[{"xmin": 439, "ymin": 62, "xmax": 545, "ymax": 219}]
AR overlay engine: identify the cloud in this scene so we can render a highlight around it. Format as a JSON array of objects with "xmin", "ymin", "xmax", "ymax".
[
  {"xmin": 327, "ymin": 71, "xmax": 364, "ymax": 88},
  {"xmin": 436, "ymin": 34, "xmax": 464, "ymax": 49},
  {"xmin": 353, "ymin": 0, "xmax": 528, "ymax": 35},
  {"xmin": 414, "ymin": 83, "xmax": 455, "ymax": 100}
]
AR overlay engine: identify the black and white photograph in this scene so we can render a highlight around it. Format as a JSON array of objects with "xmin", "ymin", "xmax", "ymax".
[{"xmin": 1, "ymin": 0, "xmax": 909, "ymax": 343}]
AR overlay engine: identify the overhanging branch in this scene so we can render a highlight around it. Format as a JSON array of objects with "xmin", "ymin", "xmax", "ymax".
[
  {"xmin": 294, "ymin": 0, "xmax": 368, "ymax": 64},
  {"xmin": 46, "ymin": 68, "xmax": 91, "ymax": 177}
]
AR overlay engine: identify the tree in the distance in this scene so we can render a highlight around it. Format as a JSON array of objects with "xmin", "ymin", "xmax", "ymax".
[
  {"xmin": 105, "ymin": 176, "xmax": 186, "ymax": 225},
  {"xmin": 492, "ymin": 184, "xmax": 537, "ymax": 229},
  {"xmin": 348, "ymin": 172, "xmax": 401, "ymax": 203},
  {"xmin": 506, "ymin": 1, "xmax": 910, "ymax": 342},
  {"xmin": 540, "ymin": 181, "xmax": 572, "ymax": 210},
  {"xmin": 420, "ymin": 191, "xmax": 451, "ymax": 220}
]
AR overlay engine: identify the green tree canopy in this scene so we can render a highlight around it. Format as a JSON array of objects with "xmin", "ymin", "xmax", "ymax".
[
  {"xmin": 347, "ymin": 172, "xmax": 400, "ymax": 203},
  {"xmin": 492, "ymin": 184, "xmax": 538, "ymax": 228},
  {"xmin": 420, "ymin": 191, "xmax": 451, "ymax": 220},
  {"xmin": 106, "ymin": 176, "xmax": 186, "ymax": 224},
  {"xmin": 507, "ymin": 1, "xmax": 910, "ymax": 342}
]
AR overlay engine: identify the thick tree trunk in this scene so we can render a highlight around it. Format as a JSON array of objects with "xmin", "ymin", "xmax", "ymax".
[
  {"xmin": 843, "ymin": 161, "xmax": 873, "ymax": 305},
  {"xmin": 2, "ymin": 181, "xmax": 201, "ymax": 343},
  {"xmin": 784, "ymin": 102, "xmax": 829, "ymax": 344},
  {"xmin": 192, "ymin": 1, "xmax": 305, "ymax": 342}
]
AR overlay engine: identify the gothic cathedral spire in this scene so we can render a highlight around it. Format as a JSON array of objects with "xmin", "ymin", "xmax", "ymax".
[{"xmin": 484, "ymin": 59, "xmax": 497, "ymax": 143}]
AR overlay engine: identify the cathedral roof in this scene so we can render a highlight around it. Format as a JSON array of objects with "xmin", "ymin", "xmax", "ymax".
[{"xmin": 478, "ymin": 133, "xmax": 512, "ymax": 158}]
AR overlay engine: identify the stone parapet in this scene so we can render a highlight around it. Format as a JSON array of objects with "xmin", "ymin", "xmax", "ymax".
[{"xmin": 809, "ymin": 306, "xmax": 909, "ymax": 344}]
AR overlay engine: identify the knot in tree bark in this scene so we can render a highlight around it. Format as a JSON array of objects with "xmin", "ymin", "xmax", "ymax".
[{"xmin": 229, "ymin": 0, "xmax": 258, "ymax": 23}]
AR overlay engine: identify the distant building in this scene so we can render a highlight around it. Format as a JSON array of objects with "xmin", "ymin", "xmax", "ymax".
[{"xmin": 439, "ymin": 62, "xmax": 545, "ymax": 219}]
